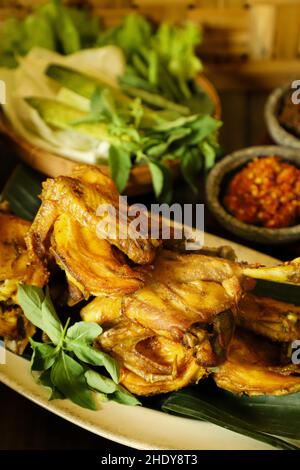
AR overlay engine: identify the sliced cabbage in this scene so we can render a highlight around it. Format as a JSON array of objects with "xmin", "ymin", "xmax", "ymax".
[{"xmin": 0, "ymin": 46, "xmax": 125, "ymax": 164}]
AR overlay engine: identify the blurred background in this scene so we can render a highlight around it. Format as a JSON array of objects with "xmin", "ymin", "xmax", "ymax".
[{"xmin": 1, "ymin": 0, "xmax": 300, "ymax": 151}]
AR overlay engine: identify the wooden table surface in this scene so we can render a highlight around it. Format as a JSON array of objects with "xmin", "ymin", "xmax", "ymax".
[{"xmin": 1, "ymin": 91, "xmax": 299, "ymax": 450}]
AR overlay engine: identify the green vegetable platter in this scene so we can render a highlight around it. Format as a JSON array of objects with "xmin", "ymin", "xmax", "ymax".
[{"xmin": 0, "ymin": 0, "xmax": 221, "ymax": 199}]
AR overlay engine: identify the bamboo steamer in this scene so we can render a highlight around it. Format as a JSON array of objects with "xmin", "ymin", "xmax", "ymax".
[{"xmin": 0, "ymin": 74, "xmax": 221, "ymax": 196}]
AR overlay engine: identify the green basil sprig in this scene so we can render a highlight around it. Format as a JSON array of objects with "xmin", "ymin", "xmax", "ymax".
[{"xmin": 18, "ymin": 284, "xmax": 140, "ymax": 409}]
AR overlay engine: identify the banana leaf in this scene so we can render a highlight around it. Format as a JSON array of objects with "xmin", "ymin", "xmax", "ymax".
[
  {"xmin": 1, "ymin": 164, "xmax": 42, "ymax": 220},
  {"xmin": 160, "ymin": 382, "xmax": 300, "ymax": 450},
  {"xmin": 2, "ymin": 163, "xmax": 300, "ymax": 450},
  {"xmin": 253, "ymin": 279, "xmax": 300, "ymax": 306}
]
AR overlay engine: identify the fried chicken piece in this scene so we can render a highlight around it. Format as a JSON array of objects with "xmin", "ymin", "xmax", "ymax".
[
  {"xmin": 237, "ymin": 293, "xmax": 300, "ymax": 342},
  {"xmin": 0, "ymin": 212, "xmax": 46, "ymax": 300},
  {"xmin": 97, "ymin": 316, "xmax": 205, "ymax": 396},
  {"xmin": 0, "ymin": 304, "xmax": 36, "ymax": 355},
  {"xmin": 0, "ymin": 212, "xmax": 46, "ymax": 354},
  {"xmin": 81, "ymin": 248, "xmax": 300, "ymax": 395},
  {"xmin": 213, "ymin": 329, "xmax": 300, "ymax": 396},
  {"xmin": 151, "ymin": 249, "xmax": 245, "ymax": 301},
  {"xmin": 82, "ymin": 248, "xmax": 237, "ymax": 368},
  {"xmin": 26, "ymin": 165, "xmax": 160, "ymax": 278},
  {"xmin": 81, "ymin": 295, "xmax": 122, "ymax": 326},
  {"xmin": 50, "ymin": 214, "xmax": 144, "ymax": 301}
]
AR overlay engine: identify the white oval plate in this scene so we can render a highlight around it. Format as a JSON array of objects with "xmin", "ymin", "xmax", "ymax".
[{"xmin": 0, "ymin": 233, "xmax": 285, "ymax": 450}]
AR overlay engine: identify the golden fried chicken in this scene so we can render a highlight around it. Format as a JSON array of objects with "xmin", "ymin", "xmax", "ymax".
[
  {"xmin": 0, "ymin": 212, "xmax": 46, "ymax": 295},
  {"xmin": 50, "ymin": 214, "xmax": 144, "ymax": 301},
  {"xmin": 237, "ymin": 293, "xmax": 300, "ymax": 342},
  {"xmin": 0, "ymin": 212, "xmax": 45, "ymax": 353},
  {"xmin": 26, "ymin": 165, "xmax": 160, "ymax": 283},
  {"xmin": 213, "ymin": 329, "xmax": 300, "ymax": 396},
  {"xmin": 80, "ymin": 243, "xmax": 300, "ymax": 396},
  {"xmin": 82, "ymin": 300, "xmax": 205, "ymax": 396}
]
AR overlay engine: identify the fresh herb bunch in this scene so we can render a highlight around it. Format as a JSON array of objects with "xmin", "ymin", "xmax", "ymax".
[
  {"xmin": 27, "ymin": 72, "xmax": 221, "ymax": 201},
  {"xmin": 76, "ymin": 86, "xmax": 221, "ymax": 200},
  {"xmin": 18, "ymin": 284, "xmax": 140, "ymax": 409},
  {"xmin": 97, "ymin": 14, "xmax": 211, "ymax": 114}
]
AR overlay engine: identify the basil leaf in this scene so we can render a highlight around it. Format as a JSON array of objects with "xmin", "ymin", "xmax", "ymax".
[
  {"xmin": 189, "ymin": 115, "xmax": 221, "ymax": 141},
  {"xmin": 153, "ymin": 115, "xmax": 197, "ymax": 132},
  {"xmin": 147, "ymin": 128, "xmax": 190, "ymax": 158},
  {"xmin": 38, "ymin": 370, "xmax": 64, "ymax": 401},
  {"xmin": 66, "ymin": 321, "xmax": 102, "ymax": 344},
  {"xmin": 41, "ymin": 287, "xmax": 63, "ymax": 345},
  {"xmin": 66, "ymin": 341, "xmax": 119, "ymax": 383},
  {"xmin": 29, "ymin": 339, "xmax": 57, "ymax": 371},
  {"xmin": 17, "ymin": 284, "xmax": 44, "ymax": 330},
  {"xmin": 201, "ymin": 141, "xmax": 216, "ymax": 170},
  {"xmin": 112, "ymin": 385, "xmax": 141, "ymax": 406},
  {"xmin": 148, "ymin": 160, "xmax": 164, "ymax": 197},
  {"xmin": 148, "ymin": 160, "xmax": 173, "ymax": 203},
  {"xmin": 50, "ymin": 351, "xmax": 96, "ymax": 410},
  {"xmin": 180, "ymin": 149, "xmax": 202, "ymax": 193},
  {"xmin": 2, "ymin": 164, "xmax": 42, "ymax": 221},
  {"xmin": 85, "ymin": 369, "xmax": 117, "ymax": 394},
  {"xmin": 85, "ymin": 369, "xmax": 140, "ymax": 405},
  {"xmin": 109, "ymin": 145, "xmax": 132, "ymax": 193}
]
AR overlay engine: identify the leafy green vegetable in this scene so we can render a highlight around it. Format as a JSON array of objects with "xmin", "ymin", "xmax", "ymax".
[
  {"xmin": 66, "ymin": 321, "xmax": 102, "ymax": 344},
  {"xmin": 98, "ymin": 14, "xmax": 208, "ymax": 112},
  {"xmin": 148, "ymin": 160, "xmax": 165, "ymax": 198},
  {"xmin": 109, "ymin": 146, "xmax": 132, "ymax": 193},
  {"xmin": 52, "ymin": 0, "xmax": 81, "ymax": 54},
  {"xmin": 85, "ymin": 369, "xmax": 118, "ymax": 395},
  {"xmin": 41, "ymin": 287, "xmax": 63, "ymax": 345},
  {"xmin": 30, "ymin": 340, "xmax": 57, "ymax": 371},
  {"xmin": 181, "ymin": 149, "xmax": 202, "ymax": 193},
  {"xmin": 85, "ymin": 370, "xmax": 141, "ymax": 406},
  {"xmin": 1, "ymin": 165, "xmax": 42, "ymax": 221},
  {"xmin": 0, "ymin": 0, "xmax": 100, "ymax": 66},
  {"xmin": 0, "ymin": 5, "xmax": 220, "ymax": 198},
  {"xmin": 38, "ymin": 369, "xmax": 64, "ymax": 400},
  {"xmin": 112, "ymin": 386, "xmax": 141, "ymax": 407},
  {"xmin": 51, "ymin": 350, "xmax": 96, "ymax": 410},
  {"xmin": 17, "ymin": 285, "xmax": 44, "ymax": 331},
  {"xmin": 17, "ymin": 284, "xmax": 129, "ymax": 409},
  {"xmin": 27, "ymin": 64, "xmax": 221, "ymax": 199}
]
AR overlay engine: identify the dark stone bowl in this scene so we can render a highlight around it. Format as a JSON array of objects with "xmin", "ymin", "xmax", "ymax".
[
  {"xmin": 265, "ymin": 83, "xmax": 300, "ymax": 149},
  {"xmin": 206, "ymin": 145, "xmax": 300, "ymax": 245}
]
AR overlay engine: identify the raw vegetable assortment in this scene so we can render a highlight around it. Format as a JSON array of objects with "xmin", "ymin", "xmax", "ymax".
[
  {"xmin": 27, "ymin": 63, "xmax": 221, "ymax": 199},
  {"xmin": 0, "ymin": 1, "xmax": 221, "ymax": 199}
]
